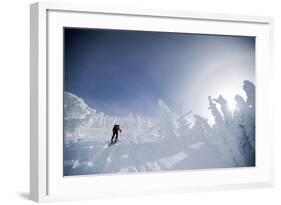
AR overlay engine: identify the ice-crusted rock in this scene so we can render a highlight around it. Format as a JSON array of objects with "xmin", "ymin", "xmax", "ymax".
[{"xmin": 64, "ymin": 91, "xmax": 96, "ymax": 120}]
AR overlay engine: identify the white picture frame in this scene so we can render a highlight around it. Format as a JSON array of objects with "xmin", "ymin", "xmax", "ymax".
[{"xmin": 30, "ymin": 1, "xmax": 274, "ymax": 202}]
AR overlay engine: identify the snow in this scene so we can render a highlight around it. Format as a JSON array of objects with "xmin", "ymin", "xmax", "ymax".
[
  {"xmin": 121, "ymin": 154, "xmax": 129, "ymax": 159},
  {"xmin": 158, "ymin": 152, "xmax": 188, "ymax": 169},
  {"xmin": 189, "ymin": 142, "xmax": 205, "ymax": 150},
  {"xmin": 64, "ymin": 80, "xmax": 255, "ymax": 176},
  {"xmin": 72, "ymin": 160, "xmax": 80, "ymax": 169},
  {"xmin": 146, "ymin": 162, "xmax": 161, "ymax": 171}
]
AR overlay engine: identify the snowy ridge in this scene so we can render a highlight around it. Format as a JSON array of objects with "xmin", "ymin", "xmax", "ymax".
[
  {"xmin": 64, "ymin": 92, "xmax": 153, "ymax": 143},
  {"xmin": 64, "ymin": 80, "xmax": 255, "ymax": 176}
]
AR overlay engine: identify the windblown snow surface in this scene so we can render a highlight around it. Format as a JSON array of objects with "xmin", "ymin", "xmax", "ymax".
[{"xmin": 64, "ymin": 80, "xmax": 255, "ymax": 176}]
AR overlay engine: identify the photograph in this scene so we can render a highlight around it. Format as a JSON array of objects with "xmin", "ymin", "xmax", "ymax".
[{"xmin": 63, "ymin": 28, "xmax": 256, "ymax": 176}]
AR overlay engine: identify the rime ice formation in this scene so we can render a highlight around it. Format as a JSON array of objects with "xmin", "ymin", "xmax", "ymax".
[{"xmin": 64, "ymin": 80, "xmax": 255, "ymax": 176}]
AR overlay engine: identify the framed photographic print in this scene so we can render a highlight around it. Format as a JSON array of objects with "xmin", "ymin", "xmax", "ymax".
[{"xmin": 30, "ymin": 2, "xmax": 274, "ymax": 202}]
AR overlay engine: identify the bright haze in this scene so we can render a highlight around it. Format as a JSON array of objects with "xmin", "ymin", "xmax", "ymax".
[{"xmin": 64, "ymin": 28, "xmax": 255, "ymax": 121}]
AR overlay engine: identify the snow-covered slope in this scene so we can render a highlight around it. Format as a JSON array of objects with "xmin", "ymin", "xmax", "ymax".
[{"xmin": 64, "ymin": 139, "xmax": 224, "ymax": 176}]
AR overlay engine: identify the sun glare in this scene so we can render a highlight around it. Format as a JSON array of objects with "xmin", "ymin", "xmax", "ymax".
[
  {"xmin": 221, "ymin": 90, "xmax": 238, "ymax": 113},
  {"xmin": 226, "ymin": 98, "xmax": 236, "ymax": 112}
]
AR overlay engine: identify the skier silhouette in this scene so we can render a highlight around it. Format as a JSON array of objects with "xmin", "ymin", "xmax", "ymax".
[{"xmin": 111, "ymin": 124, "xmax": 122, "ymax": 144}]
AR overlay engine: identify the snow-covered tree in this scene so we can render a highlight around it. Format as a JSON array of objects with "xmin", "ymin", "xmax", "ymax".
[
  {"xmin": 157, "ymin": 99, "xmax": 178, "ymax": 141},
  {"xmin": 196, "ymin": 80, "xmax": 256, "ymax": 166}
]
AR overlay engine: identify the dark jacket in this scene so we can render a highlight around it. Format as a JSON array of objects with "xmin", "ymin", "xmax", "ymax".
[{"xmin": 112, "ymin": 124, "xmax": 121, "ymax": 133}]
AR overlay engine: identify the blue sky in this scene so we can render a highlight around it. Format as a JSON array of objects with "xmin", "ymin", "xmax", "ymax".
[{"xmin": 64, "ymin": 28, "xmax": 255, "ymax": 119}]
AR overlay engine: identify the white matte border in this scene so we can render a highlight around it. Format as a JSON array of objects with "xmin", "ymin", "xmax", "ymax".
[{"xmin": 30, "ymin": 2, "xmax": 274, "ymax": 202}]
